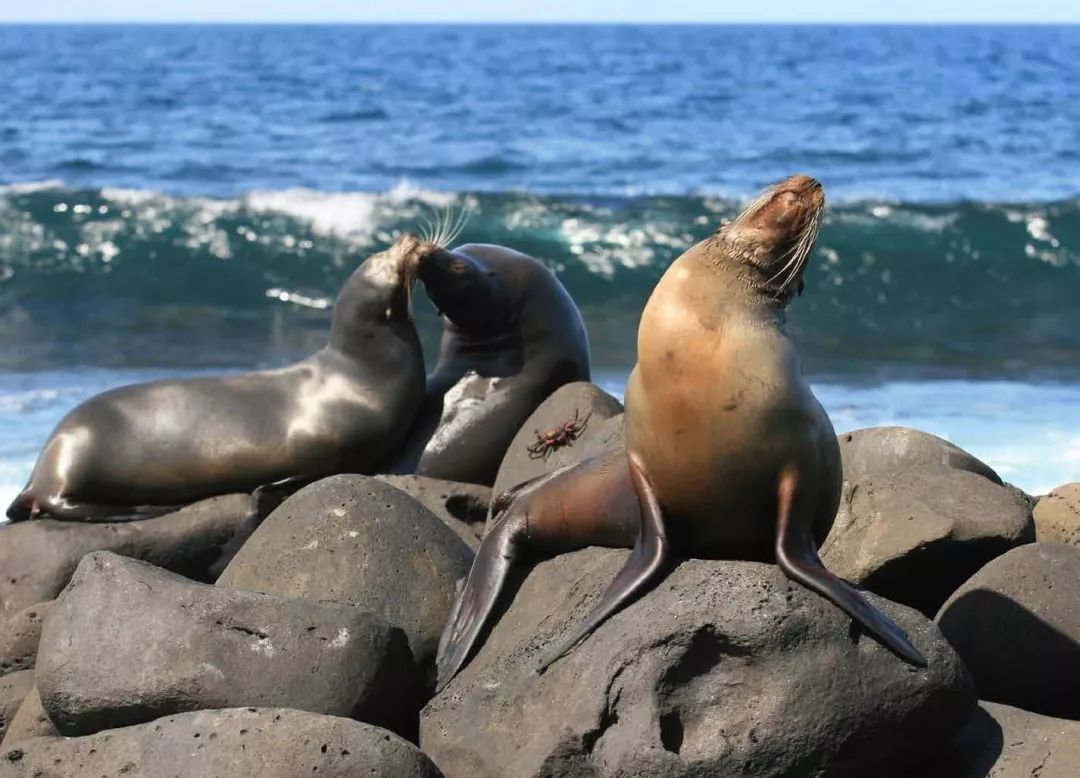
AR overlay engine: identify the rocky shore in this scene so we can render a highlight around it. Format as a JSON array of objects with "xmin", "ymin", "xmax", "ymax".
[{"xmin": 1, "ymin": 382, "xmax": 1078, "ymax": 776}]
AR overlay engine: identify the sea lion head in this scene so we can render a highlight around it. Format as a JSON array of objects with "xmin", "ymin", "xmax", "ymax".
[
  {"xmin": 416, "ymin": 246, "xmax": 518, "ymax": 337},
  {"xmin": 329, "ymin": 234, "xmax": 427, "ymax": 350},
  {"xmin": 713, "ymin": 174, "xmax": 825, "ymax": 301}
]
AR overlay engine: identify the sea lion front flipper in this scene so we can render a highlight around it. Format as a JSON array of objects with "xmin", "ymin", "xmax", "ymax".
[
  {"xmin": 250, "ymin": 474, "xmax": 323, "ymax": 517},
  {"xmin": 434, "ymin": 508, "xmax": 528, "ymax": 693},
  {"xmin": 774, "ymin": 467, "xmax": 928, "ymax": 667},
  {"xmin": 535, "ymin": 452, "xmax": 670, "ymax": 674}
]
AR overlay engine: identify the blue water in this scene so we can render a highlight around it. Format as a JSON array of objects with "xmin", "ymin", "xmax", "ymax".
[{"xmin": 1, "ymin": 24, "xmax": 1079, "ymax": 503}]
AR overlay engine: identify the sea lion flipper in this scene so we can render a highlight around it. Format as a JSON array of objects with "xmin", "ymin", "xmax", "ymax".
[
  {"xmin": 435, "ymin": 510, "xmax": 527, "ymax": 693},
  {"xmin": 535, "ymin": 453, "xmax": 670, "ymax": 674},
  {"xmin": 774, "ymin": 468, "xmax": 928, "ymax": 667},
  {"xmin": 250, "ymin": 474, "xmax": 323, "ymax": 518},
  {"xmin": 21, "ymin": 495, "xmax": 180, "ymax": 523}
]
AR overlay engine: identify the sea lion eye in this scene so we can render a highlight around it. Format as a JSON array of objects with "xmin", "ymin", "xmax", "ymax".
[{"xmin": 451, "ymin": 259, "xmax": 469, "ymax": 274}]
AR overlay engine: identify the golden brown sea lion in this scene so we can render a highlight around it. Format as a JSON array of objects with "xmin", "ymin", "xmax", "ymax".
[{"xmin": 435, "ymin": 175, "xmax": 926, "ymax": 692}]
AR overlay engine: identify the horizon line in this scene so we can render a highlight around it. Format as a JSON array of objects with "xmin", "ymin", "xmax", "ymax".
[{"xmin": 3, "ymin": 20, "xmax": 1080, "ymax": 26}]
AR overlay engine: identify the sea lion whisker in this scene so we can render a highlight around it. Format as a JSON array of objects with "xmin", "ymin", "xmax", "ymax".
[
  {"xmin": 432, "ymin": 205, "xmax": 450, "ymax": 248},
  {"xmin": 418, "ymin": 211, "xmax": 436, "ymax": 245},
  {"xmin": 442, "ymin": 203, "xmax": 473, "ymax": 248}
]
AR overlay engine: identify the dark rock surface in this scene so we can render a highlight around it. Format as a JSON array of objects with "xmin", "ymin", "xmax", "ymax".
[
  {"xmin": 421, "ymin": 548, "xmax": 973, "ymax": 778},
  {"xmin": 218, "ymin": 475, "xmax": 472, "ymax": 681},
  {"xmin": 838, "ymin": 426, "xmax": 1002, "ymax": 484},
  {"xmin": 0, "ymin": 493, "xmax": 256, "ymax": 618},
  {"xmin": 935, "ymin": 543, "xmax": 1080, "ymax": 719},
  {"xmin": 0, "ymin": 671, "xmax": 32, "ymax": 744},
  {"xmin": 0, "ymin": 707, "xmax": 443, "ymax": 778},
  {"xmin": 492, "ymin": 381, "xmax": 623, "ymax": 498},
  {"xmin": 819, "ymin": 466, "xmax": 1034, "ymax": 615},
  {"xmin": 0, "ymin": 601, "xmax": 52, "ymax": 675},
  {"xmin": 376, "ymin": 474, "xmax": 491, "ymax": 549},
  {"xmin": 37, "ymin": 551, "xmax": 414, "ymax": 737},
  {"xmin": 1033, "ymin": 482, "xmax": 1080, "ymax": 547},
  {"xmin": 910, "ymin": 701, "xmax": 1080, "ymax": 777},
  {"xmin": 0, "ymin": 685, "xmax": 55, "ymax": 748}
]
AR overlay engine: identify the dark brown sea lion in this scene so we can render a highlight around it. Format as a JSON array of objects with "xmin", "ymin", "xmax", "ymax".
[
  {"xmin": 6, "ymin": 235, "xmax": 428, "ymax": 523},
  {"xmin": 435, "ymin": 176, "xmax": 926, "ymax": 691},
  {"xmin": 388, "ymin": 243, "xmax": 591, "ymax": 486}
]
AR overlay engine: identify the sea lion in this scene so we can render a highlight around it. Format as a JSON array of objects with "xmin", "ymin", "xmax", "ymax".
[
  {"xmin": 388, "ymin": 243, "xmax": 591, "ymax": 486},
  {"xmin": 6, "ymin": 235, "xmax": 428, "ymax": 523},
  {"xmin": 435, "ymin": 176, "xmax": 926, "ymax": 691}
]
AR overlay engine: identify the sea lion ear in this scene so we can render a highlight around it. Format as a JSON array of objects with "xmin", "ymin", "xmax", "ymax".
[{"xmin": 797, "ymin": 278, "xmax": 805, "ymax": 296}]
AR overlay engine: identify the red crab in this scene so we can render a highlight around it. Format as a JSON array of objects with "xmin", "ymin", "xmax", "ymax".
[{"xmin": 526, "ymin": 410, "xmax": 592, "ymax": 460}]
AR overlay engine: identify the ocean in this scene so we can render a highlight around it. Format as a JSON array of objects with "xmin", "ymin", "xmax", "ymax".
[{"xmin": 1, "ymin": 23, "xmax": 1079, "ymax": 507}]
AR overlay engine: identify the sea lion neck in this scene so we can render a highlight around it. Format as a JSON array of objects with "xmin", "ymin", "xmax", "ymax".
[{"xmin": 687, "ymin": 243, "xmax": 792, "ymax": 322}]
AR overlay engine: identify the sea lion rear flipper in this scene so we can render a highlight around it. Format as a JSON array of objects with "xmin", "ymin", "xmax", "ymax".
[
  {"xmin": 28, "ymin": 496, "xmax": 180, "ymax": 523},
  {"xmin": 250, "ymin": 474, "xmax": 322, "ymax": 517},
  {"xmin": 535, "ymin": 453, "xmax": 670, "ymax": 674},
  {"xmin": 774, "ymin": 468, "xmax": 927, "ymax": 667},
  {"xmin": 434, "ymin": 509, "xmax": 527, "ymax": 693}
]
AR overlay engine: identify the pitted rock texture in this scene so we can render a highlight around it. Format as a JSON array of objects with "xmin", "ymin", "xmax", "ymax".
[
  {"xmin": 837, "ymin": 427, "xmax": 1002, "ymax": 484},
  {"xmin": 421, "ymin": 548, "xmax": 973, "ymax": 778},
  {"xmin": 820, "ymin": 466, "xmax": 1033, "ymax": 615},
  {"xmin": 218, "ymin": 474, "xmax": 473, "ymax": 683},
  {"xmin": 375, "ymin": 474, "xmax": 490, "ymax": 549},
  {"xmin": 0, "ymin": 707, "xmax": 443, "ymax": 778},
  {"xmin": 0, "ymin": 601, "xmax": 53, "ymax": 675},
  {"xmin": 936, "ymin": 543, "xmax": 1080, "ymax": 718},
  {"xmin": 0, "ymin": 493, "xmax": 255, "ymax": 618},
  {"xmin": 1033, "ymin": 482, "xmax": 1080, "ymax": 547},
  {"xmin": 36, "ymin": 552, "xmax": 414, "ymax": 737}
]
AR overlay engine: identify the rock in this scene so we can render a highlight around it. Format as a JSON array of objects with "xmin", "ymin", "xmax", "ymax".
[
  {"xmin": 935, "ymin": 543, "xmax": 1080, "ymax": 718},
  {"xmin": 1033, "ymin": 483, "xmax": 1080, "ymax": 547},
  {"xmin": 37, "ymin": 552, "xmax": 414, "ymax": 738},
  {"xmin": 0, "ymin": 672, "xmax": 32, "ymax": 744},
  {"xmin": 0, "ymin": 493, "xmax": 256, "ymax": 618},
  {"xmin": 376, "ymin": 475, "xmax": 491, "ymax": 549},
  {"xmin": 0, "ymin": 602, "xmax": 53, "ymax": 675},
  {"xmin": 838, "ymin": 426, "xmax": 1002, "ymax": 484},
  {"xmin": 218, "ymin": 475, "xmax": 473, "ymax": 682},
  {"xmin": 421, "ymin": 548, "xmax": 973, "ymax": 778},
  {"xmin": 910, "ymin": 701, "xmax": 1080, "ymax": 777},
  {"xmin": 0, "ymin": 707, "xmax": 443, "ymax": 778},
  {"xmin": 0, "ymin": 685, "xmax": 55, "ymax": 748},
  {"xmin": 492, "ymin": 382, "xmax": 623, "ymax": 498},
  {"xmin": 819, "ymin": 466, "xmax": 1034, "ymax": 615}
]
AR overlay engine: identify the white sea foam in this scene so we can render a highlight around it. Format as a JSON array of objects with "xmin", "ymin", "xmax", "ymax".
[{"xmin": 0, "ymin": 179, "xmax": 65, "ymax": 194}]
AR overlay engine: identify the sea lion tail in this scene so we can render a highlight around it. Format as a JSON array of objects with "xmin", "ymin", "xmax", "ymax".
[{"xmin": 434, "ymin": 509, "xmax": 526, "ymax": 694}]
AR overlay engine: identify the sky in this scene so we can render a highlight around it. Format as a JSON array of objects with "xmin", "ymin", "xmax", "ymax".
[{"xmin": 2, "ymin": 0, "xmax": 1080, "ymax": 24}]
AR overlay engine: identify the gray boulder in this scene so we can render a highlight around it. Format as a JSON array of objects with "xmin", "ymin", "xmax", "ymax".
[
  {"xmin": 838, "ymin": 427, "xmax": 1002, "ymax": 484},
  {"xmin": 0, "ymin": 685, "xmax": 55, "ymax": 748},
  {"xmin": 819, "ymin": 467, "xmax": 1033, "ymax": 615},
  {"xmin": 0, "ymin": 493, "xmax": 255, "ymax": 618},
  {"xmin": 0, "ymin": 671, "xmax": 32, "ymax": 744},
  {"xmin": 37, "ymin": 552, "xmax": 414, "ymax": 737},
  {"xmin": 0, "ymin": 707, "xmax": 442, "ymax": 778},
  {"xmin": 218, "ymin": 475, "xmax": 473, "ymax": 681},
  {"xmin": 910, "ymin": 701, "xmax": 1080, "ymax": 777},
  {"xmin": 0, "ymin": 601, "xmax": 52, "ymax": 675},
  {"xmin": 936, "ymin": 543, "xmax": 1080, "ymax": 718},
  {"xmin": 421, "ymin": 548, "xmax": 973, "ymax": 778},
  {"xmin": 376, "ymin": 474, "xmax": 491, "ymax": 549},
  {"xmin": 492, "ymin": 381, "xmax": 623, "ymax": 498},
  {"xmin": 1033, "ymin": 482, "xmax": 1080, "ymax": 547}
]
